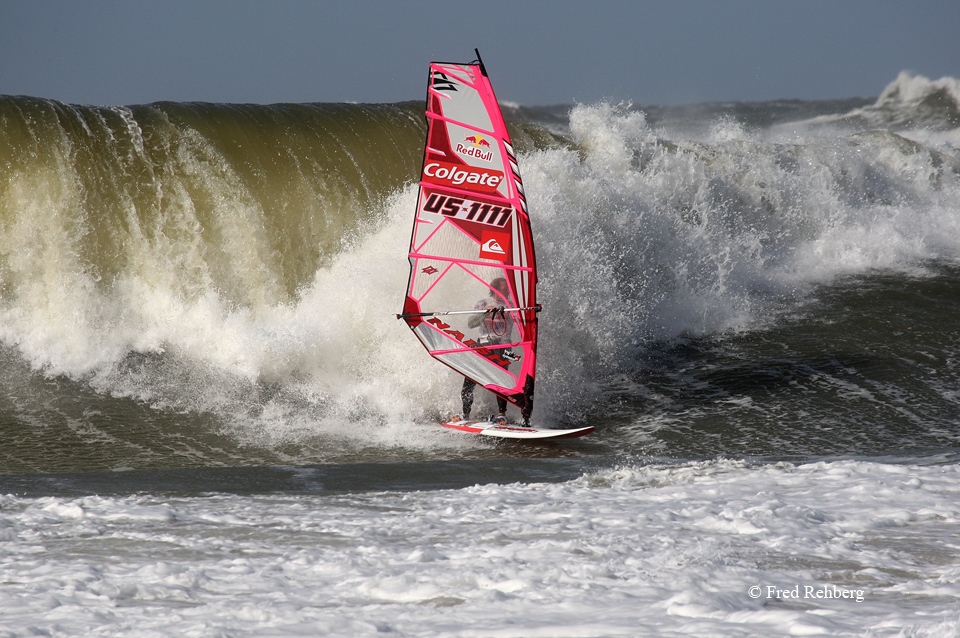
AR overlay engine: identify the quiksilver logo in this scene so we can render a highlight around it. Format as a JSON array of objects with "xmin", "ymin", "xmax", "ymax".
[
  {"xmin": 479, "ymin": 230, "xmax": 510, "ymax": 262},
  {"xmin": 482, "ymin": 238, "xmax": 505, "ymax": 254}
]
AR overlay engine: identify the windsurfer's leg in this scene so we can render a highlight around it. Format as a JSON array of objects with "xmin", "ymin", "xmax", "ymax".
[
  {"xmin": 520, "ymin": 402, "xmax": 531, "ymax": 427},
  {"xmin": 461, "ymin": 377, "xmax": 476, "ymax": 418},
  {"xmin": 490, "ymin": 394, "xmax": 508, "ymax": 425}
]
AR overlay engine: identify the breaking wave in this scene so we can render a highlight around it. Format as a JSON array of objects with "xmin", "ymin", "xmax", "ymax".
[{"xmin": 1, "ymin": 72, "xmax": 959, "ymax": 471}]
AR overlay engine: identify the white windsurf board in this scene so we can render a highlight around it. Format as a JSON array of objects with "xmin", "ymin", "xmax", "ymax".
[{"xmin": 441, "ymin": 419, "xmax": 594, "ymax": 440}]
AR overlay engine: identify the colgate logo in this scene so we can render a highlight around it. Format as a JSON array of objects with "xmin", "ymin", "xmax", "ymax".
[{"xmin": 423, "ymin": 161, "xmax": 503, "ymax": 194}]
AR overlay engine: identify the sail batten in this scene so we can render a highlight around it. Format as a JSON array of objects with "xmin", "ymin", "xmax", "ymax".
[{"xmin": 400, "ymin": 53, "xmax": 538, "ymax": 418}]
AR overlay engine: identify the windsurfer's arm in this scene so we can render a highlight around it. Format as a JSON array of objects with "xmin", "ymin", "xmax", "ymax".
[
  {"xmin": 468, "ymin": 300, "xmax": 491, "ymax": 328},
  {"xmin": 468, "ymin": 303, "xmax": 505, "ymax": 329}
]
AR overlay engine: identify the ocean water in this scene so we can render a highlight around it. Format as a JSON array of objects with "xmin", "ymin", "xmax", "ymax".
[{"xmin": 1, "ymin": 71, "xmax": 960, "ymax": 636}]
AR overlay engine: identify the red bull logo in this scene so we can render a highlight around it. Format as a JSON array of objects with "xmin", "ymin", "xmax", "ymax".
[
  {"xmin": 456, "ymin": 134, "xmax": 494, "ymax": 162},
  {"xmin": 464, "ymin": 135, "xmax": 491, "ymax": 148}
]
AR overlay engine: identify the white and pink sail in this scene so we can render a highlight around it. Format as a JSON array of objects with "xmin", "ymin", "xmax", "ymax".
[{"xmin": 399, "ymin": 51, "xmax": 539, "ymax": 419}]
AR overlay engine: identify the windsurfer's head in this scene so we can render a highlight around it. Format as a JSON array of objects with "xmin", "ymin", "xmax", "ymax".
[{"xmin": 490, "ymin": 278, "xmax": 509, "ymax": 300}]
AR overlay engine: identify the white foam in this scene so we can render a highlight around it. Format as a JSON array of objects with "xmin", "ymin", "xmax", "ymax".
[
  {"xmin": 876, "ymin": 72, "xmax": 960, "ymax": 112},
  {"xmin": 776, "ymin": 72, "xmax": 960, "ymax": 140},
  {"xmin": 1, "ymin": 459, "xmax": 958, "ymax": 636}
]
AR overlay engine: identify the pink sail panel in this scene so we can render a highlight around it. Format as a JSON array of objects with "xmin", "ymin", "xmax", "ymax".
[{"xmin": 400, "ymin": 55, "xmax": 538, "ymax": 416}]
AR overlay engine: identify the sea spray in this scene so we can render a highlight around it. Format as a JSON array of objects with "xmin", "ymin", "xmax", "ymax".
[{"xmin": 1, "ymin": 74, "xmax": 959, "ymax": 465}]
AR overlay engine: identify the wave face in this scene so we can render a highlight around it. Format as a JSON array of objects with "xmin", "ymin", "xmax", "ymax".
[
  {"xmin": 789, "ymin": 71, "xmax": 960, "ymax": 133},
  {"xmin": 2, "ymin": 73, "xmax": 960, "ymax": 473}
]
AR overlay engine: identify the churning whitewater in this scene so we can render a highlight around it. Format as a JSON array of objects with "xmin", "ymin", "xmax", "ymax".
[{"xmin": 1, "ymin": 71, "xmax": 960, "ymax": 636}]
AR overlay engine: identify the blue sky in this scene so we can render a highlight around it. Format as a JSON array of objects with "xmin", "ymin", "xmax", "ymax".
[{"xmin": 1, "ymin": 0, "xmax": 957, "ymax": 106}]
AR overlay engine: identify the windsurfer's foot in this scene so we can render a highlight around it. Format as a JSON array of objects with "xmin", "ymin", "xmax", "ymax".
[
  {"xmin": 450, "ymin": 413, "xmax": 467, "ymax": 423},
  {"xmin": 492, "ymin": 413, "xmax": 508, "ymax": 426}
]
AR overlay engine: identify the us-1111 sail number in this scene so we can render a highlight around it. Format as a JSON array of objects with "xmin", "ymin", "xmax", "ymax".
[{"xmin": 421, "ymin": 193, "xmax": 511, "ymax": 227}]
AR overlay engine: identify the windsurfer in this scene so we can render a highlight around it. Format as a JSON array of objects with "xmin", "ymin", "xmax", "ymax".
[{"xmin": 451, "ymin": 277, "xmax": 516, "ymax": 425}]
